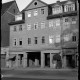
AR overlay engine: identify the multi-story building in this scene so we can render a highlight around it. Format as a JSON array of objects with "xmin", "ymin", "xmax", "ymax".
[
  {"xmin": 1, "ymin": 1, "xmax": 19, "ymax": 68},
  {"xmin": 8, "ymin": 0, "xmax": 78, "ymax": 68}
]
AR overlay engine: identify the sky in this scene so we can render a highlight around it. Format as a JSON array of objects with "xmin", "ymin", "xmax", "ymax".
[{"xmin": 2, "ymin": 0, "xmax": 67, "ymax": 11}]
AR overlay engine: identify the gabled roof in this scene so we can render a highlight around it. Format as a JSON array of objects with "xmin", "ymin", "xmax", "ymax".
[
  {"xmin": 1, "ymin": 1, "xmax": 15, "ymax": 16},
  {"xmin": 22, "ymin": 0, "xmax": 48, "ymax": 11}
]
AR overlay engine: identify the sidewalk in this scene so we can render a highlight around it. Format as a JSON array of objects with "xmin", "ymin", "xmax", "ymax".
[
  {"xmin": 1, "ymin": 67, "xmax": 78, "ymax": 71},
  {"xmin": 3, "ymin": 74, "xmax": 78, "ymax": 80}
]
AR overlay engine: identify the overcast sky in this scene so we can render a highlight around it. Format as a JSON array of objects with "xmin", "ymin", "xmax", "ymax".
[{"xmin": 2, "ymin": 0, "xmax": 67, "ymax": 11}]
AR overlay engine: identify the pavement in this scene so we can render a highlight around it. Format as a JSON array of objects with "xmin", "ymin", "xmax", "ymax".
[{"xmin": 1, "ymin": 67, "xmax": 78, "ymax": 80}]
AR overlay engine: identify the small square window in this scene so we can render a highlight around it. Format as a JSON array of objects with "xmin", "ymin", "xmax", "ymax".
[{"xmin": 65, "ymin": 18, "xmax": 69, "ymax": 22}]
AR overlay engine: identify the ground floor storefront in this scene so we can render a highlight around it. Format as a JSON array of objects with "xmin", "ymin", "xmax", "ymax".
[{"xmin": 5, "ymin": 49, "xmax": 78, "ymax": 69}]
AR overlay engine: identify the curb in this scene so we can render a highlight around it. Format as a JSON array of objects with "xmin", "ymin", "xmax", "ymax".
[
  {"xmin": 1, "ymin": 68, "xmax": 78, "ymax": 72},
  {"xmin": 3, "ymin": 74, "xmax": 78, "ymax": 80}
]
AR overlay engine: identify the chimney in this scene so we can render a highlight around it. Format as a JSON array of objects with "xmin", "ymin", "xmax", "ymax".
[{"xmin": 57, "ymin": 0, "xmax": 60, "ymax": 3}]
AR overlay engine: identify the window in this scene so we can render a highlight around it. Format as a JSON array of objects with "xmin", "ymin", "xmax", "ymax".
[
  {"xmin": 65, "ymin": 18, "xmax": 69, "ymax": 22},
  {"xmin": 72, "ymin": 36, "xmax": 76, "ymax": 42},
  {"xmin": 64, "ymin": 4, "xmax": 75, "ymax": 12},
  {"xmin": 56, "ymin": 19, "xmax": 60, "ymax": 26},
  {"xmin": 27, "ymin": 24, "xmax": 31, "ymax": 30},
  {"xmin": 28, "ymin": 38, "xmax": 31, "ymax": 44},
  {"xmin": 49, "ymin": 35, "xmax": 54, "ymax": 44},
  {"xmin": 34, "ymin": 23, "xmax": 38, "ymax": 30},
  {"xmin": 19, "ymin": 25, "xmax": 22, "ymax": 31},
  {"xmin": 72, "ymin": 17, "xmax": 76, "ymax": 24},
  {"xmin": 41, "ymin": 9, "xmax": 44, "ymax": 14},
  {"xmin": 63, "ymin": 34, "xmax": 70, "ymax": 41},
  {"xmin": 34, "ymin": 37, "xmax": 38, "ymax": 44},
  {"xmin": 55, "ymin": 35, "xmax": 60, "ymax": 43},
  {"xmin": 34, "ymin": 2, "xmax": 37, "ymax": 6},
  {"xmin": 14, "ymin": 26, "xmax": 16, "ymax": 31},
  {"xmin": 34, "ymin": 10, "xmax": 38, "ymax": 16},
  {"xmin": 42, "ymin": 36, "xmax": 45, "ymax": 44},
  {"xmin": 13, "ymin": 39, "xmax": 16, "ymax": 46},
  {"xmin": 49, "ymin": 21, "xmax": 53, "ymax": 27},
  {"xmin": 41, "ymin": 22, "xmax": 45, "ymax": 29},
  {"xmin": 13, "ymin": 9, "xmax": 15, "ymax": 13},
  {"xmin": 27, "ymin": 12, "xmax": 31, "ymax": 17},
  {"xmin": 19, "ymin": 38, "xmax": 22, "ymax": 46}
]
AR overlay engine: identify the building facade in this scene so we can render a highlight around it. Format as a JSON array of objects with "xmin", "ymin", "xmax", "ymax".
[
  {"xmin": 1, "ymin": 1, "xmax": 19, "ymax": 68},
  {"xmin": 8, "ymin": 0, "xmax": 79, "ymax": 68}
]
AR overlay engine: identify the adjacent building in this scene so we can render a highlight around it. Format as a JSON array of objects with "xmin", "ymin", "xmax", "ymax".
[
  {"xmin": 8, "ymin": 0, "xmax": 79, "ymax": 68},
  {"xmin": 1, "ymin": 1, "xmax": 19, "ymax": 67}
]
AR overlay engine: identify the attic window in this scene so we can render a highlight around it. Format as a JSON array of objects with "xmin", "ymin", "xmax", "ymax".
[{"xmin": 34, "ymin": 2, "xmax": 37, "ymax": 6}]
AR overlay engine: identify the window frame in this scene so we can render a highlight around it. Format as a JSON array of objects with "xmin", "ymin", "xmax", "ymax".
[
  {"xmin": 19, "ymin": 25, "xmax": 22, "ymax": 31},
  {"xmin": 28, "ymin": 38, "xmax": 31, "ymax": 45},
  {"xmin": 14, "ymin": 26, "xmax": 17, "ymax": 31},
  {"xmin": 27, "ymin": 12, "xmax": 31, "ymax": 17},
  {"xmin": 27, "ymin": 24, "xmax": 31, "ymax": 30},
  {"xmin": 34, "ymin": 22, "xmax": 38, "ymax": 30},
  {"xmin": 42, "ymin": 36, "xmax": 45, "ymax": 44},
  {"xmin": 41, "ymin": 21, "xmax": 45, "ymax": 29},
  {"xmin": 41, "ymin": 8, "xmax": 44, "ymax": 14},
  {"xmin": 34, "ymin": 9, "xmax": 38, "ymax": 16},
  {"xmin": 34, "ymin": 37, "xmax": 38, "ymax": 44}
]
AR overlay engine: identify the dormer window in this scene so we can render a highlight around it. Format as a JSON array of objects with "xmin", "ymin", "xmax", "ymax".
[
  {"xmin": 52, "ymin": 6, "xmax": 62, "ymax": 14},
  {"xmin": 64, "ymin": 3, "xmax": 75, "ymax": 12}
]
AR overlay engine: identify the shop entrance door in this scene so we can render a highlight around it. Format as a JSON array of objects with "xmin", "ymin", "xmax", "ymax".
[
  {"xmin": 66, "ymin": 55, "xmax": 75, "ymax": 68},
  {"xmin": 45, "ymin": 53, "xmax": 50, "ymax": 67}
]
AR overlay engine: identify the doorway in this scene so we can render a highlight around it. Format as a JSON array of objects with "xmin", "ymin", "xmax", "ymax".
[
  {"xmin": 45, "ymin": 53, "xmax": 50, "ymax": 67},
  {"xmin": 66, "ymin": 55, "xmax": 75, "ymax": 68}
]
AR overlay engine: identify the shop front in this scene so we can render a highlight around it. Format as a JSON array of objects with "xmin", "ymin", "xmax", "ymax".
[{"xmin": 62, "ymin": 48, "xmax": 77, "ymax": 68}]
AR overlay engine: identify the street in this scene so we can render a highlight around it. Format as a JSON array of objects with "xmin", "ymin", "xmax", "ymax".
[
  {"xmin": 2, "ymin": 77, "xmax": 66, "ymax": 80},
  {"xmin": 1, "ymin": 69, "xmax": 78, "ymax": 80}
]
